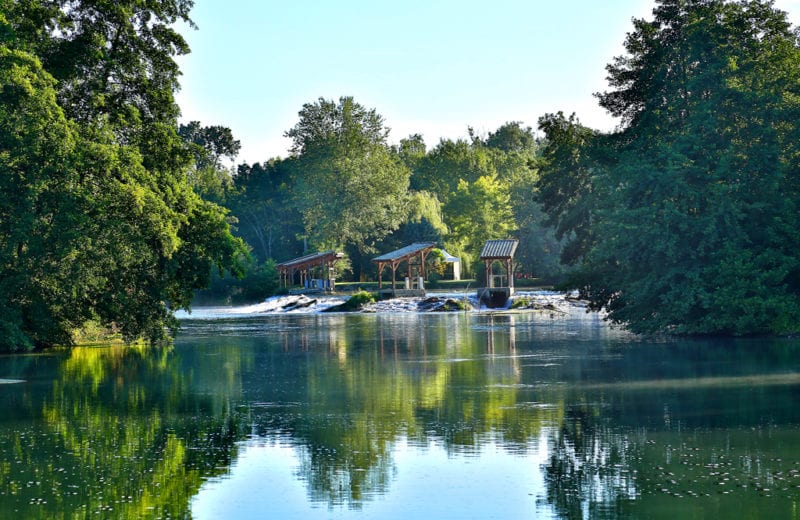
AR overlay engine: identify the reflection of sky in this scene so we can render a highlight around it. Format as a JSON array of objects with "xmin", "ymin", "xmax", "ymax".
[
  {"xmin": 192, "ymin": 433, "xmax": 555, "ymax": 520},
  {"xmin": 191, "ymin": 439, "xmax": 310, "ymax": 519}
]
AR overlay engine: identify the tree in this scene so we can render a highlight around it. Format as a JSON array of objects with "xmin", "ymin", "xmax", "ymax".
[
  {"xmin": 0, "ymin": 47, "xmax": 79, "ymax": 349},
  {"xmin": 411, "ymin": 139, "xmax": 493, "ymax": 206},
  {"xmin": 0, "ymin": 3, "xmax": 247, "ymax": 350},
  {"xmin": 561, "ymin": 0, "xmax": 800, "ymax": 335},
  {"xmin": 6, "ymin": 0, "xmax": 192, "ymax": 132},
  {"xmin": 394, "ymin": 133, "xmax": 427, "ymax": 170},
  {"xmin": 285, "ymin": 96, "xmax": 388, "ymax": 155},
  {"xmin": 231, "ymin": 159, "xmax": 304, "ymax": 262},
  {"xmin": 377, "ymin": 190, "xmax": 448, "ymax": 252},
  {"xmin": 179, "ymin": 121, "xmax": 241, "ymax": 170},
  {"xmin": 445, "ymin": 174, "xmax": 514, "ymax": 273},
  {"xmin": 286, "ymin": 97, "xmax": 410, "ymax": 257},
  {"xmin": 536, "ymin": 112, "xmax": 603, "ymax": 266},
  {"xmin": 408, "ymin": 131, "xmax": 545, "ymax": 277},
  {"xmin": 484, "ymin": 121, "xmax": 538, "ymax": 155},
  {"xmin": 294, "ymin": 148, "xmax": 410, "ymax": 252},
  {"xmin": 179, "ymin": 121, "xmax": 241, "ymax": 202}
]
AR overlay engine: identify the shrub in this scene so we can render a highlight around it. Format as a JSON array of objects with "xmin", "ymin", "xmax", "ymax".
[
  {"xmin": 510, "ymin": 297, "xmax": 531, "ymax": 309},
  {"xmin": 340, "ymin": 290, "xmax": 376, "ymax": 311}
]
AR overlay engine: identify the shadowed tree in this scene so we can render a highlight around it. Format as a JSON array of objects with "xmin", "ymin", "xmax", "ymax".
[
  {"xmin": 538, "ymin": 0, "xmax": 800, "ymax": 335},
  {"xmin": 0, "ymin": 1, "xmax": 247, "ymax": 350}
]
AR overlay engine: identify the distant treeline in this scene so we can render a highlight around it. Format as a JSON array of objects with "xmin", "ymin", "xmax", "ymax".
[{"xmin": 205, "ymin": 101, "xmax": 564, "ymax": 287}]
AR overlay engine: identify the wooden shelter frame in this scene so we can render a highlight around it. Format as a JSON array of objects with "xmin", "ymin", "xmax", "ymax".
[
  {"xmin": 276, "ymin": 250, "xmax": 343, "ymax": 290},
  {"xmin": 372, "ymin": 242, "xmax": 437, "ymax": 290},
  {"xmin": 479, "ymin": 239, "xmax": 519, "ymax": 290}
]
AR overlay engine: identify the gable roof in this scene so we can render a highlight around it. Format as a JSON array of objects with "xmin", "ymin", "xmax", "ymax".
[
  {"xmin": 479, "ymin": 239, "xmax": 518, "ymax": 260},
  {"xmin": 372, "ymin": 242, "xmax": 436, "ymax": 263},
  {"xmin": 277, "ymin": 250, "xmax": 342, "ymax": 271}
]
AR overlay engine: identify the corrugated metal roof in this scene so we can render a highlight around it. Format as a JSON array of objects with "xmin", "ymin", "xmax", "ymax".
[
  {"xmin": 372, "ymin": 242, "xmax": 436, "ymax": 262},
  {"xmin": 479, "ymin": 239, "xmax": 518, "ymax": 259},
  {"xmin": 277, "ymin": 250, "xmax": 342, "ymax": 270}
]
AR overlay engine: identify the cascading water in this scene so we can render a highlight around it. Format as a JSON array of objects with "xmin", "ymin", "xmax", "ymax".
[{"xmin": 176, "ymin": 291, "xmax": 583, "ymax": 319}]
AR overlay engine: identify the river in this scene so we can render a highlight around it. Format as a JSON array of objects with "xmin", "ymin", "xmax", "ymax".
[{"xmin": 2, "ymin": 294, "xmax": 800, "ymax": 518}]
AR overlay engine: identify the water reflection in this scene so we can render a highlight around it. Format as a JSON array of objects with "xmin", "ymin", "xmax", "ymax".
[
  {"xmin": 0, "ymin": 345, "xmax": 247, "ymax": 519},
  {"xmin": 2, "ymin": 312, "xmax": 800, "ymax": 518}
]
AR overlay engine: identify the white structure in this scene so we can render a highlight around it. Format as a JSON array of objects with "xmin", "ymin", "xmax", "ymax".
[{"xmin": 439, "ymin": 249, "xmax": 461, "ymax": 281}]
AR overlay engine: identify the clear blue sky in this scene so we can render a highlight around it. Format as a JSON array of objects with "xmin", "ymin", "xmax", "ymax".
[{"xmin": 175, "ymin": 0, "xmax": 800, "ymax": 165}]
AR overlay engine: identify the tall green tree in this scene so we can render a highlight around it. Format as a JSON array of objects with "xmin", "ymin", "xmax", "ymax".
[
  {"xmin": 480, "ymin": 122, "xmax": 566, "ymax": 279},
  {"xmin": 394, "ymin": 133, "xmax": 427, "ymax": 171},
  {"xmin": 445, "ymin": 174, "xmax": 514, "ymax": 273},
  {"xmin": 0, "ymin": 2, "xmax": 247, "ymax": 350},
  {"xmin": 536, "ymin": 112, "xmax": 603, "ymax": 266},
  {"xmin": 286, "ymin": 96, "xmax": 389, "ymax": 155},
  {"xmin": 286, "ymin": 97, "xmax": 410, "ymax": 258},
  {"xmin": 484, "ymin": 121, "xmax": 538, "ymax": 155},
  {"xmin": 411, "ymin": 139, "xmax": 494, "ymax": 206},
  {"xmin": 559, "ymin": 0, "xmax": 800, "ymax": 335},
  {"xmin": 410, "ymin": 130, "xmax": 548, "ymax": 277}
]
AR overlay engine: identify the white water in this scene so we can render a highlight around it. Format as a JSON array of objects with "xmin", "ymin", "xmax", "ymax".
[
  {"xmin": 176, "ymin": 290, "xmax": 583, "ymax": 320},
  {"xmin": 175, "ymin": 294, "xmax": 349, "ymax": 319}
]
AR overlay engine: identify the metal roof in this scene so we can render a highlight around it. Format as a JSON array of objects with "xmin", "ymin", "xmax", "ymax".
[
  {"xmin": 372, "ymin": 242, "xmax": 436, "ymax": 263},
  {"xmin": 479, "ymin": 239, "xmax": 519, "ymax": 259},
  {"xmin": 276, "ymin": 250, "xmax": 342, "ymax": 270}
]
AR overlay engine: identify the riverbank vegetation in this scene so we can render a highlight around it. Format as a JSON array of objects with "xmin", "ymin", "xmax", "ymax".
[
  {"xmin": 0, "ymin": 2, "xmax": 248, "ymax": 350},
  {"xmin": 536, "ymin": 1, "xmax": 800, "ymax": 335},
  {"xmin": 3, "ymin": 0, "xmax": 800, "ymax": 350}
]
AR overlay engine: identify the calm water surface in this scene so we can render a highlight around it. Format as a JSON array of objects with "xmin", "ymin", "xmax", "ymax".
[{"xmin": 2, "ymin": 307, "xmax": 800, "ymax": 519}]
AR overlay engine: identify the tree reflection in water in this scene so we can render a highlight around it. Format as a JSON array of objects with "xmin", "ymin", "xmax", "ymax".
[
  {"xmin": 0, "ymin": 344, "xmax": 249, "ymax": 519},
  {"xmin": 5, "ymin": 314, "xmax": 800, "ymax": 518},
  {"xmin": 541, "ymin": 406, "xmax": 639, "ymax": 519},
  {"xmin": 239, "ymin": 313, "xmax": 562, "ymax": 509}
]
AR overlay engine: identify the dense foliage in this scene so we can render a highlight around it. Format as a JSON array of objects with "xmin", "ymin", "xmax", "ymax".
[
  {"xmin": 0, "ymin": 1, "xmax": 247, "ymax": 350},
  {"xmin": 538, "ymin": 0, "xmax": 800, "ymax": 335},
  {"xmin": 227, "ymin": 100, "xmax": 560, "ymax": 282},
  {"xmin": 5, "ymin": 0, "xmax": 788, "ymax": 343}
]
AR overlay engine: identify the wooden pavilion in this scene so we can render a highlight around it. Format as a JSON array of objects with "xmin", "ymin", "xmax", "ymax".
[
  {"xmin": 372, "ymin": 242, "xmax": 436, "ymax": 298},
  {"xmin": 477, "ymin": 239, "xmax": 519, "ymax": 308},
  {"xmin": 276, "ymin": 250, "xmax": 343, "ymax": 292}
]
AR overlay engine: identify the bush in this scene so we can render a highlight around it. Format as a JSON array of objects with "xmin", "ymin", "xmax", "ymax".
[
  {"xmin": 341, "ymin": 290, "xmax": 376, "ymax": 310},
  {"xmin": 510, "ymin": 297, "xmax": 531, "ymax": 309},
  {"xmin": 324, "ymin": 290, "xmax": 376, "ymax": 312}
]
